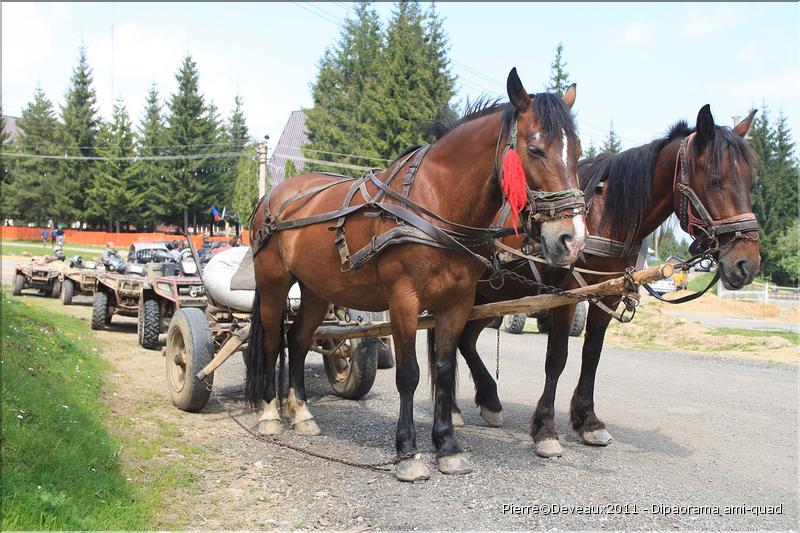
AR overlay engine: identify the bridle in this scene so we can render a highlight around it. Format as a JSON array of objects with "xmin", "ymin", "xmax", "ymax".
[
  {"xmin": 673, "ymin": 133, "xmax": 760, "ymax": 257},
  {"xmin": 497, "ymin": 110, "xmax": 586, "ymax": 233}
]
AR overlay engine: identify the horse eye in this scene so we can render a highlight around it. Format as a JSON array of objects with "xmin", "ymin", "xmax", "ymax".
[
  {"xmin": 710, "ymin": 177, "xmax": 722, "ymax": 188},
  {"xmin": 527, "ymin": 145, "xmax": 545, "ymax": 157}
]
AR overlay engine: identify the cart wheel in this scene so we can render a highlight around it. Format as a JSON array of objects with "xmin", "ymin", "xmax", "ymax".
[
  {"xmin": 322, "ymin": 337, "xmax": 378, "ymax": 399},
  {"xmin": 91, "ymin": 291, "xmax": 109, "ymax": 330},
  {"xmin": 377, "ymin": 337, "xmax": 395, "ymax": 369},
  {"xmin": 165, "ymin": 307, "xmax": 214, "ymax": 412},
  {"xmin": 569, "ymin": 301, "xmax": 589, "ymax": 337},
  {"xmin": 50, "ymin": 278, "xmax": 62, "ymax": 299},
  {"xmin": 62, "ymin": 279, "xmax": 74, "ymax": 305},
  {"xmin": 536, "ymin": 316, "xmax": 549, "ymax": 334},
  {"xmin": 502, "ymin": 313, "xmax": 526, "ymax": 334},
  {"xmin": 139, "ymin": 298, "xmax": 161, "ymax": 350},
  {"xmin": 12, "ymin": 274, "xmax": 24, "ymax": 296}
]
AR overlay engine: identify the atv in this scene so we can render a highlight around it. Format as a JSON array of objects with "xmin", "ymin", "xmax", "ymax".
[
  {"xmin": 11, "ymin": 251, "xmax": 66, "ymax": 298},
  {"xmin": 60, "ymin": 255, "xmax": 104, "ymax": 305}
]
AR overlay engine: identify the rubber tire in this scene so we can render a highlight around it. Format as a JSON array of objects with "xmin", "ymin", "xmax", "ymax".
[
  {"xmin": 569, "ymin": 301, "xmax": 589, "ymax": 337},
  {"xmin": 165, "ymin": 308, "xmax": 214, "ymax": 412},
  {"xmin": 377, "ymin": 337, "xmax": 395, "ymax": 369},
  {"xmin": 50, "ymin": 278, "xmax": 61, "ymax": 299},
  {"xmin": 502, "ymin": 313, "xmax": 526, "ymax": 334},
  {"xmin": 139, "ymin": 298, "xmax": 161, "ymax": 350},
  {"xmin": 536, "ymin": 316, "xmax": 549, "ymax": 334},
  {"xmin": 323, "ymin": 337, "xmax": 378, "ymax": 400},
  {"xmin": 91, "ymin": 291, "xmax": 109, "ymax": 330},
  {"xmin": 488, "ymin": 316, "xmax": 503, "ymax": 329},
  {"xmin": 12, "ymin": 274, "xmax": 24, "ymax": 296},
  {"xmin": 62, "ymin": 279, "xmax": 74, "ymax": 305}
]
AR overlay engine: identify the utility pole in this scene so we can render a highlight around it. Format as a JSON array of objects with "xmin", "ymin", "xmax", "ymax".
[{"xmin": 257, "ymin": 135, "xmax": 270, "ymax": 199}]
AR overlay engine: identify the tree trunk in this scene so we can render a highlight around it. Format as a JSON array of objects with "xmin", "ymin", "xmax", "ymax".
[{"xmin": 183, "ymin": 208, "xmax": 189, "ymax": 234}]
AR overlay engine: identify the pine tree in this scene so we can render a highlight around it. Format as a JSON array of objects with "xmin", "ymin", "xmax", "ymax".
[
  {"xmin": 231, "ymin": 145, "xmax": 259, "ymax": 225},
  {"xmin": 584, "ymin": 140, "xmax": 598, "ymax": 159},
  {"xmin": 61, "ymin": 46, "xmax": 101, "ymax": 218},
  {"xmin": 545, "ymin": 42, "xmax": 571, "ymax": 95},
  {"xmin": 3, "ymin": 88, "xmax": 68, "ymax": 224},
  {"xmin": 305, "ymin": 2, "xmax": 384, "ymax": 172},
  {"xmin": 88, "ymin": 100, "xmax": 135, "ymax": 232},
  {"xmin": 284, "ymin": 159, "xmax": 298, "ymax": 180},
  {"xmin": 165, "ymin": 55, "xmax": 223, "ymax": 232},
  {"xmin": 221, "ymin": 95, "xmax": 250, "ymax": 208},
  {"xmin": 365, "ymin": 0, "xmax": 455, "ymax": 159},
  {"xmin": 601, "ymin": 121, "xmax": 623, "ymax": 154},
  {"xmin": 131, "ymin": 84, "xmax": 167, "ymax": 231}
]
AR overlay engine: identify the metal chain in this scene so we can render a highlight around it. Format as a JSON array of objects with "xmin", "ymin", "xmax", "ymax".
[
  {"xmin": 495, "ymin": 327, "xmax": 500, "ymax": 380},
  {"xmin": 205, "ymin": 384, "xmax": 421, "ymax": 473}
]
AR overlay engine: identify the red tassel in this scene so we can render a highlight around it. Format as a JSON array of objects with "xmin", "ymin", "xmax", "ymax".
[{"xmin": 502, "ymin": 148, "xmax": 527, "ymax": 235}]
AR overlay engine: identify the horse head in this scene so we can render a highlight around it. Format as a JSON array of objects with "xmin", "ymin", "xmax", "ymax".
[
  {"xmin": 506, "ymin": 68, "xmax": 586, "ymax": 266},
  {"xmin": 678, "ymin": 105, "xmax": 761, "ymax": 289}
]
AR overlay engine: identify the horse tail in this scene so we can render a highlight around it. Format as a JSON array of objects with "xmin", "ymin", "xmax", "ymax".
[
  {"xmin": 427, "ymin": 328, "xmax": 437, "ymax": 398},
  {"xmin": 244, "ymin": 291, "xmax": 265, "ymax": 407}
]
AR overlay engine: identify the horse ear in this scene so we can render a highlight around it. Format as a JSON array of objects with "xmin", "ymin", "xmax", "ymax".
[
  {"xmin": 695, "ymin": 104, "xmax": 715, "ymax": 148},
  {"xmin": 507, "ymin": 68, "xmax": 531, "ymax": 112},
  {"xmin": 562, "ymin": 83, "xmax": 576, "ymax": 109},
  {"xmin": 733, "ymin": 109, "xmax": 758, "ymax": 137}
]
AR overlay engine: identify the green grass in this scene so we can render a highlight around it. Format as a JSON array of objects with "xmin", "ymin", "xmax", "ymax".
[
  {"xmin": 712, "ymin": 326, "xmax": 800, "ymax": 345},
  {"xmin": 688, "ymin": 271, "xmax": 717, "ymax": 292},
  {"xmin": 0, "ymin": 291, "xmax": 204, "ymax": 529},
  {"xmin": 1, "ymin": 240, "xmax": 105, "ymax": 258}
]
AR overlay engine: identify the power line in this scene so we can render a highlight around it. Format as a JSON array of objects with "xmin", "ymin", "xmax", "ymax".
[{"xmin": 0, "ymin": 151, "xmax": 247, "ymax": 161}]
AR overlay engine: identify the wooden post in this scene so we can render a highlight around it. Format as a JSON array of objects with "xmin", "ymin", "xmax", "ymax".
[{"xmin": 257, "ymin": 143, "xmax": 268, "ymax": 199}]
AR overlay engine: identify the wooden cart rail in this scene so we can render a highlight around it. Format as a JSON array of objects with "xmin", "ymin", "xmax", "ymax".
[
  {"xmin": 194, "ymin": 263, "xmax": 672, "ymax": 381},
  {"xmin": 313, "ymin": 263, "xmax": 673, "ymax": 340}
]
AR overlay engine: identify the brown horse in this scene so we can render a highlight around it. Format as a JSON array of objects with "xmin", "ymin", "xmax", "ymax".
[
  {"xmin": 245, "ymin": 68, "xmax": 586, "ymax": 481},
  {"xmin": 450, "ymin": 105, "xmax": 761, "ymax": 457}
]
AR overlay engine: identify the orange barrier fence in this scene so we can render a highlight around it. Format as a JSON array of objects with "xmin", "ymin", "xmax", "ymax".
[{"xmin": 1, "ymin": 226, "xmax": 251, "ymax": 248}]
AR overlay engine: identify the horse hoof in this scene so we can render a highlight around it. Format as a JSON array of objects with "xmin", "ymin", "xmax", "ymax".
[
  {"xmin": 581, "ymin": 428, "xmax": 613, "ymax": 446},
  {"xmin": 293, "ymin": 418, "xmax": 321, "ymax": 436},
  {"xmin": 451, "ymin": 411, "xmax": 465, "ymax": 427},
  {"xmin": 437, "ymin": 454, "xmax": 473, "ymax": 475},
  {"xmin": 395, "ymin": 455, "xmax": 431, "ymax": 482},
  {"xmin": 480, "ymin": 406, "xmax": 503, "ymax": 427},
  {"xmin": 535, "ymin": 438, "xmax": 563, "ymax": 458},
  {"xmin": 257, "ymin": 419, "xmax": 284, "ymax": 436}
]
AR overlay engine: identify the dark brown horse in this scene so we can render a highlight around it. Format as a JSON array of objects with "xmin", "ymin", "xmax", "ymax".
[
  {"xmin": 450, "ymin": 105, "xmax": 761, "ymax": 458},
  {"xmin": 244, "ymin": 68, "xmax": 587, "ymax": 481}
]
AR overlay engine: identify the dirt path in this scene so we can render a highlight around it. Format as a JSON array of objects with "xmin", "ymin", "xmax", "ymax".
[{"xmin": 7, "ymin": 290, "xmax": 798, "ymax": 530}]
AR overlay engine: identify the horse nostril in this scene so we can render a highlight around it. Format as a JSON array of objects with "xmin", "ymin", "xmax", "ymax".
[
  {"xmin": 735, "ymin": 259, "xmax": 750, "ymax": 280},
  {"xmin": 559, "ymin": 232, "xmax": 574, "ymax": 250}
]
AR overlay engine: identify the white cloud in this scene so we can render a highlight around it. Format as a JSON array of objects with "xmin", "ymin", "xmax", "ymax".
[
  {"xmin": 622, "ymin": 21, "xmax": 657, "ymax": 45},
  {"xmin": 736, "ymin": 42, "xmax": 757, "ymax": 64},
  {"xmin": 684, "ymin": 6, "xmax": 740, "ymax": 37},
  {"xmin": 1, "ymin": 3, "xmax": 54, "ymax": 88}
]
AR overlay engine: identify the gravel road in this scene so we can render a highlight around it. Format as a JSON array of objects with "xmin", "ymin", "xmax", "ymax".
[{"xmin": 3, "ymin": 259, "xmax": 797, "ymax": 530}]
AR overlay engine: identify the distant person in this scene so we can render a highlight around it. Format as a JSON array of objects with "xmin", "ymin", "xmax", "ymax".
[
  {"xmin": 50, "ymin": 228, "xmax": 57, "ymax": 246},
  {"xmin": 56, "ymin": 227, "xmax": 65, "ymax": 247},
  {"xmin": 41, "ymin": 228, "xmax": 48, "ymax": 247},
  {"xmin": 101, "ymin": 241, "xmax": 118, "ymax": 263}
]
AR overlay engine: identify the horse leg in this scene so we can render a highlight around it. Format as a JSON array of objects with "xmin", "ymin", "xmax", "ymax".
[
  {"xmin": 531, "ymin": 304, "xmax": 575, "ymax": 458},
  {"xmin": 249, "ymin": 281, "xmax": 293, "ymax": 436},
  {"xmin": 285, "ymin": 284, "xmax": 330, "ymax": 436},
  {"xmin": 455, "ymin": 317, "xmax": 503, "ymax": 427},
  {"xmin": 570, "ymin": 301, "xmax": 615, "ymax": 446},
  {"xmin": 432, "ymin": 299, "xmax": 475, "ymax": 474},
  {"xmin": 389, "ymin": 292, "xmax": 430, "ymax": 482}
]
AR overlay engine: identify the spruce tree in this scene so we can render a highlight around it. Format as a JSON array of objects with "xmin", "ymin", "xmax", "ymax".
[
  {"xmin": 131, "ymin": 84, "xmax": 167, "ymax": 231},
  {"xmin": 88, "ymin": 100, "xmax": 135, "ymax": 232},
  {"xmin": 221, "ymin": 95, "xmax": 250, "ymax": 208},
  {"xmin": 4, "ymin": 88, "xmax": 67, "ymax": 224},
  {"xmin": 601, "ymin": 121, "xmax": 623, "ymax": 154},
  {"xmin": 584, "ymin": 140, "xmax": 598, "ymax": 159},
  {"xmin": 545, "ymin": 42, "xmax": 571, "ymax": 95},
  {"xmin": 0, "ymin": 112, "xmax": 10, "ymax": 187},
  {"xmin": 61, "ymin": 46, "xmax": 101, "ymax": 218},
  {"xmin": 165, "ymin": 55, "xmax": 223, "ymax": 232},
  {"xmin": 305, "ymin": 2, "xmax": 384, "ymax": 172},
  {"xmin": 231, "ymin": 145, "xmax": 259, "ymax": 225}
]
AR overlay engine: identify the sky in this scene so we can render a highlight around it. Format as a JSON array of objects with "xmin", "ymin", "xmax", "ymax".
[{"xmin": 2, "ymin": 2, "xmax": 798, "ymax": 156}]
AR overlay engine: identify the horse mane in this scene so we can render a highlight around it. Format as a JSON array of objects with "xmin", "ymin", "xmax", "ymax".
[{"xmin": 426, "ymin": 93, "xmax": 578, "ymax": 143}]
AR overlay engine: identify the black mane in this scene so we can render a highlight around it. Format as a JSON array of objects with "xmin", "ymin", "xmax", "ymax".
[
  {"xmin": 426, "ymin": 92, "xmax": 578, "ymax": 143},
  {"xmin": 579, "ymin": 119, "xmax": 756, "ymax": 250}
]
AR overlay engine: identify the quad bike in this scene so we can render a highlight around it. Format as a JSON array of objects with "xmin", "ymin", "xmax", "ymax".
[
  {"xmin": 490, "ymin": 300, "xmax": 589, "ymax": 337},
  {"xmin": 90, "ymin": 251, "xmax": 150, "ymax": 330},
  {"xmin": 60, "ymin": 255, "xmax": 104, "ymax": 305},
  {"xmin": 11, "ymin": 252, "xmax": 66, "ymax": 298}
]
